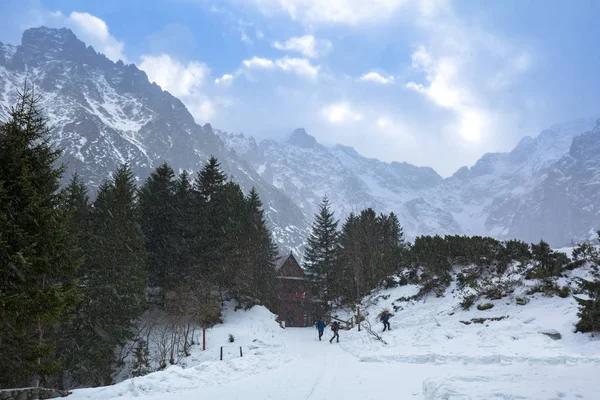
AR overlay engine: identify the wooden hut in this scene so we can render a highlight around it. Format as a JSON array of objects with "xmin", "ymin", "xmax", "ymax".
[{"xmin": 275, "ymin": 252, "xmax": 314, "ymax": 327}]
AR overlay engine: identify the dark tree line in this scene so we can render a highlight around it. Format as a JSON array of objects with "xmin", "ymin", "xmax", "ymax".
[
  {"xmin": 303, "ymin": 197, "xmax": 406, "ymax": 306},
  {"xmin": 0, "ymin": 88, "xmax": 278, "ymax": 389},
  {"xmin": 303, "ymin": 197, "xmax": 600, "ymax": 335}
]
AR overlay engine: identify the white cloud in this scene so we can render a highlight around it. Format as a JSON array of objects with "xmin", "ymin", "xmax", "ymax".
[
  {"xmin": 359, "ymin": 72, "xmax": 395, "ymax": 84},
  {"xmin": 241, "ymin": 56, "xmax": 319, "ymax": 79},
  {"xmin": 321, "ymin": 103, "xmax": 362, "ymax": 124},
  {"xmin": 406, "ymin": 46, "xmax": 485, "ymax": 142},
  {"xmin": 138, "ymin": 54, "xmax": 217, "ymax": 121},
  {"xmin": 139, "ymin": 54, "xmax": 209, "ymax": 97},
  {"xmin": 52, "ymin": 11, "xmax": 125, "ymax": 62},
  {"xmin": 243, "ymin": 56, "xmax": 276, "ymax": 69},
  {"xmin": 215, "ymin": 73, "xmax": 234, "ymax": 86},
  {"xmin": 273, "ymin": 35, "xmax": 332, "ymax": 58},
  {"xmin": 275, "ymin": 57, "xmax": 320, "ymax": 79},
  {"xmin": 250, "ymin": 0, "xmax": 444, "ymax": 25}
]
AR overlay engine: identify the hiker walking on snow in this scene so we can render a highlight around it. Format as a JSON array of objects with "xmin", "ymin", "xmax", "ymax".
[
  {"xmin": 329, "ymin": 321, "xmax": 340, "ymax": 343},
  {"xmin": 380, "ymin": 311, "xmax": 393, "ymax": 332},
  {"xmin": 316, "ymin": 319, "xmax": 326, "ymax": 341}
]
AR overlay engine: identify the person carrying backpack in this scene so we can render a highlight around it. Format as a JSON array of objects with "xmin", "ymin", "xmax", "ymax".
[
  {"xmin": 316, "ymin": 319, "xmax": 326, "ymax": 341},
  {"xmin": 380, "ymin": 311, "xmax": 393, "ymax": 332},
  {"xmin": 329, "ymin": 321, "xmax": 340, "ymax": 343}
]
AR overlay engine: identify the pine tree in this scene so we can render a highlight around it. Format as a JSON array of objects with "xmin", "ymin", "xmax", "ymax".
[
  {"xmin": 303, "ymin": 196, "xmax": 340, "ymax": 304},
  {"xmin": 244, "ymin": 188, "xmax": 278, "ymax": 309},
  {"xmin": 574, "ymin": 278, "xmax": 600, "ymax": 333},
  {"xmin": 53, "ymin": 173, "xmax": 92, "ymax": 388},
  {"xmin": 196, "ymin": 156, "xmax": 226, "ymax": 202},
  {"xmin": 171, "ymin": 170, "xmax": 196, "ymax": 286},
  {"xmin": 138, "ymin": 163, "xmax": 178, "ymax": 300},
  {"xmin": 0, "ymin": 87, "xmax": 79, "ymax": 387},
  {"xmin": 192, "ymin": 157, "xmax": 228, "ymax": 295},
  {"xmin": 77, "ymin": 164, "xmax": 148, "ymax": 386},
  {"xmin": 336, "ymin": 213, "xmax": 362, "ymax": 302}
]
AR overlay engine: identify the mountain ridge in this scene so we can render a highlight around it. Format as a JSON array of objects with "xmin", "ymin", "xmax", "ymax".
[{"xmin": 1, "ymin": 26, "xmax": 599, "ymax": 249}]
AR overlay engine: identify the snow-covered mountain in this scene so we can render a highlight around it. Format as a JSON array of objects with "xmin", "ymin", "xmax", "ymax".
[
  {"xmin": 2, "ymin": 27, "xmax": 599, "ymax": 250},
  {"xmin": 219, "ymin": 120, "xmax": 600, "ymax": 247},
  {"xmin": 0, "ymin": 27, "xmax": 309, "ymax": 253}
]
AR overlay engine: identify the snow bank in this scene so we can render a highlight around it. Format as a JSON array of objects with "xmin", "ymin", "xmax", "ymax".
[
  {"xmin": 70, "ymin": 305, "xmax": 289, "ymax": 399},
  {"xmin": 335, "ymin": 267, "xmax": 600, "ymax": 399}
]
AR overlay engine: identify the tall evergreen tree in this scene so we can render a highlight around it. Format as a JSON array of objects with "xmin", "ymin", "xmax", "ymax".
[
  {"xmin": 138, "ymin": 163, "xmax": 178, "ymax": 298},
  {"xmin": 172, "ymin": 170, "xmax": 196, "ymax": 285},
  {"xmin": 77, "ymin": 163, "xmax": 148, "ymax": 386},
  {"xmin": 192, "ymin": 157, "xmax": 228, "ymax": 295},
  {"xmin": 53, "ymin": 172, "xmax": 92, "ymax": 388},
  {"xmin": 244, "ymin": 188, "xmax": 278, "ymax": 309},
  {"xmin": 196, "ymin": 156, "xmax": 226, "ymax": 202},
  {"xmin": 0, "ymin": 87, "xmax": 79, "ymax": 387},
  {"xmin": 303, "ymin": 196, "xmax": 340, "ymax": 304}
]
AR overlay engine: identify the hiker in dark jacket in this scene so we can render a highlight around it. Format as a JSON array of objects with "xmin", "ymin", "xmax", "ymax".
[
  {"xmin": 316, "ymin": 319, "xmax": 326, "ymax": 341},
  {"xmin": 380, "ymin": 312, "xmax": 393, "ymax": 331},
  {"xmin": 329, "ymin": 321, "xmax": 340, "ymax": 343}
]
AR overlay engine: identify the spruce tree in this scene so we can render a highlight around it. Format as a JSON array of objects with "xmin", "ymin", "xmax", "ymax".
[
  {"xmin": 78, "ymin": 164, "xmax": 148, "ymax": 385},
  {"xmin": 138, "ymin": 163, "xmax": 178, "ymax": 298},
  {"xmin": 244, "ymin": 188, "xmax": 278, "ymax": 309},
  {"xmin": 192, "ymin": 157, "xmax": 228, "ymax": 295},
  {"xmin": 0, "ymin": 87, "xmax": 79, "ymax": 387},
  {"xmin": 303, "ymin": 196, "xmax": 340, "ymax": 304},
  {"xmin": 574, "ymin": 278, "xmax": 600, "ymax": 333},
  {"xmin": 54, "ymin": 173, "xmax": 92, "ymax": 388},
  {"xmin": 172, "ymin": 170, "xmax": 195, "ymax": 284}
]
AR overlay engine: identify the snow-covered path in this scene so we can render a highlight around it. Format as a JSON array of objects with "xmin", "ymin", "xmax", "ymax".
[{"xmin": 72, "ymin": 325, "xmax": 599, "ymax": 400}]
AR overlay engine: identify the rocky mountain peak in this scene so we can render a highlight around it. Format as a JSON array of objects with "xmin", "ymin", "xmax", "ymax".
[{"xmin": 286, "ymin": 128, "xmax": 320, "ymax": 149}]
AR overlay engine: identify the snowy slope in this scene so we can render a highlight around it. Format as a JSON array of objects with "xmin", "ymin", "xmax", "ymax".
[{"xmin": 220, "ymin": 121, "xmax": 600, "ymax": 247}]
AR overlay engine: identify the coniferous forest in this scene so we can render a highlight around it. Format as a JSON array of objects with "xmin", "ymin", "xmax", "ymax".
[
  {"xmin": 2, "ymin": 89, "xmax": 600, "ymax": 390},
  {"xmin": 0, "ymin": 89, "xmax": 278, "ymax": 388}
]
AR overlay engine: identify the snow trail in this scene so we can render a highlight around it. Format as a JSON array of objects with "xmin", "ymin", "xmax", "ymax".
[{"xmin": 71, "ymin": 326, "xmax": 598, "ymax": 399}]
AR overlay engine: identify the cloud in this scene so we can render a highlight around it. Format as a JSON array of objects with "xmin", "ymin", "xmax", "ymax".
[
  {"xmin": 275, "ymin": 57, "xmax": 320, "ymax": 79},
  {"xmin": 359, "ymin": 72, "xmax": 395, "ymax": 84},
  {"xmin": 138, "ymin": 54, "xmax": 216, "ymax": 121},
  {"xmin": 241, "ymin": 56, "xmax": 319, "ymax": 79},
  {"xmin": 215, "ymin": 73, "xmax": 234, "ymax": 86},
  {"xmin": 273, "ymin": 35, "xmax": 332, "ymax": 58},
  {"xmin": 321, "ymin": 103, "xmax": 363, "ymax": 124},
  {"xmin": 210, "ymin": 5, "xmax": 258, "ymax": 45},
  {"xmin": 246, "ymin": 0, "xmax": 449, "ymax": 25},
  {"xmin": 406, "ymin": 46, "xmax": 487, "ymax": 142},
  {"xmin": 53, "ymin": 11, "xmax": 125, "ymax": 62},
  {"xmin": 404, "ymin": 0, "xmax": 533, "ymax": 145},
  {"xmin": 139, "ymin": 54, "xmax": 209, "ymax": 97},
  {"xmin": 243, "ymin": 56, "xmax": 276, "ymax": 69}
]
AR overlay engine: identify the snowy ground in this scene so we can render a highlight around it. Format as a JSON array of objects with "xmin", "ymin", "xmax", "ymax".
[{"xmin": 70, "ymin": 281, "xmax": 600, "ymax": 400}]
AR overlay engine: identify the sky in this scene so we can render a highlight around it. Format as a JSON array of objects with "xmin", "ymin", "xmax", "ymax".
[{"xmin": 1, "ymin": 0, "xmax": 599, "ymax": 176}]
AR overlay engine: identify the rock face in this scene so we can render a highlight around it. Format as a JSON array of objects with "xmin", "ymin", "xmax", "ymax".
[
  {"xmin": 2, "ymin": 27, "xmax": 599, "ymax": 250},
  {"xmin": 0, "ymin": 27, "xmax": 309, "ymax": 253}
]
